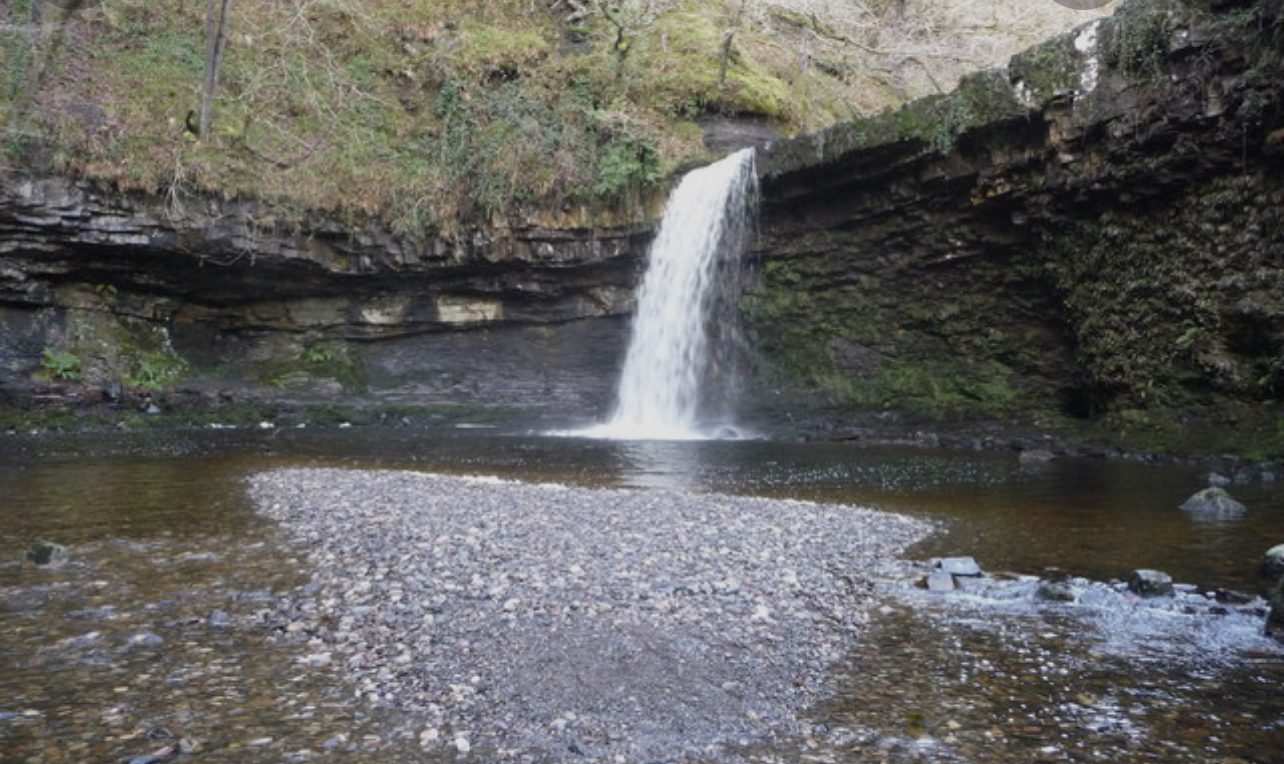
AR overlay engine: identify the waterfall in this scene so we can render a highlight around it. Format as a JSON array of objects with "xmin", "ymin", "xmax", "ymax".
[{"xmin": 583, "ymin": 148, "xmax": 758, "ymax": 441}]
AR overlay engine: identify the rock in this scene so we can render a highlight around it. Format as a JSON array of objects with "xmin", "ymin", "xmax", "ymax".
[
  {"xmin": 1178, "ymin": 487, "xmax": 1247, "ymax": 516},
  {"xmin": 1267, "ymin": 577, "xmax": 1284, "ymax": 641},
  {"xmin": 1260, "ymin": 544, "xmax": 1284, "ymax": 593},
  {"xmin": 925, "ymin": 571, "xmax": 956, "ymax": 592},
  {"xmin": 1018, "ymin": 449, "xmax": 1056, "ymax": 464},
  {"xmin": 25, "ymin": 540, "xmax": 69, "ymax": 566},
  {"xmin": 127, "ymin": 631, "xmax": 165, "ymax": 648},
  {"xmin": 1035, "ymin": 581, "xmax": 1077, "ymax": 602},
  {"xmin": 1213, "ymin": 588, "xmax": 1254, "ymax": 605},
  {"xmin": 1206, "ymin": 472, "xmax": 1231, "ymax": 487},
  {"xmin": 207, "ymin": 609, "xmax": 231, "ymax": 627},
  {"xmin": 1127, "ymin": 569, "xmax": 1174, "ymax": 598},
  {"xmin": 936, "ymin": 557, "xmax": 982, "ymax": 577}
]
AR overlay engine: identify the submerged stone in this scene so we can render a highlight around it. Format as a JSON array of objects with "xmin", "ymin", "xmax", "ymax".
[
  {"xmin": 1179, "ymin": 487, "xmax": 1247, "ymax": 516},
  {"xmin": 1127, "ymin": 569, "xmax": 1174, "ymax": 598},
  {"xmin": 25, "ymin": 541, "xmax": 69, "ymax": 567}
]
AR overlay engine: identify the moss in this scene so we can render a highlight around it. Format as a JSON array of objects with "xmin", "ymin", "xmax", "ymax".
[
  {"xmin": 258, "ymin": 340, "xmax": 368, "ymax": 394},
  {"xmin": 1008, "ymin": 37, "xmax": 1081, "ymax": 105}
]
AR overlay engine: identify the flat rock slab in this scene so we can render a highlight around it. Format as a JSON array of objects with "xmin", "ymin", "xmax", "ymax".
[
  {"xmin": 937, "ymin": 556, "xmax": 983, "ymax": 576},
  {"xmin": 249, "ymin": 468, "xmax": 929, "ymax": 763}
]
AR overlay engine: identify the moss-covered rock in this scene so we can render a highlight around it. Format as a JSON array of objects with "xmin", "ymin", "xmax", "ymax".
[{"xmin": 746, "ymin": 0, "xmax": 1284, "ymax": 456}]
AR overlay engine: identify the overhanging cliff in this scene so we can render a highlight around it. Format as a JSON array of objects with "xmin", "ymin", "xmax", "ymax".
[
  {"xmin": 0, "ymin": 172, "xmax": 660, "ymax": 416},
  {"xmin": 745, "ymin": 0, "xmax": 1283, "ymax": 454}
]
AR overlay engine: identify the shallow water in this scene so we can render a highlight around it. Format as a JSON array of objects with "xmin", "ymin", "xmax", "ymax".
[{"xmin": 1, "ymin": 425, "xmax": 1281, "ymax": 762}]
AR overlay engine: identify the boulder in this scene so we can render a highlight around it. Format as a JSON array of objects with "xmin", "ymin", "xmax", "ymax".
[
  {"xmin": 1261, "ymin": 544, "xmax": 1284, "ymax": 593},
  {"xmin": 1178, "ymin": 487, "xmax": 1247, "ymax": 516},
  {"xmin": 924, "ymin": 571, "xmax": 956, "ymax": 592},
  {"xmin": 25, "ymin": 541, "xmax": 68, "ymax": 567},
  {"xmin": 1127, "ymin": 569, "xmax": 1174, "ymax": 598}
]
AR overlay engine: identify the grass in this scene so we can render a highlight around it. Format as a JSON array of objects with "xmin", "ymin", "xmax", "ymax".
[{"xmin": 1, "ymin": 0, "xmax": 1107, "ymax": 230}]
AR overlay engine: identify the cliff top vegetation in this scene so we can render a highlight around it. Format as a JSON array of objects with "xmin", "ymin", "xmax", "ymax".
[{"xmin": 0, "ymin": 0, "xmax": 1107, "ymax": 233}]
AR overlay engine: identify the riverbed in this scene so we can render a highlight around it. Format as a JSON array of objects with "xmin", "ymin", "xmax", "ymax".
[{"xmin": 1, "ymin": 425, "xmax": 1281, "ymax": 763}]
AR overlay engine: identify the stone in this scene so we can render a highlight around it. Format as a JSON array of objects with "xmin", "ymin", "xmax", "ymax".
[
  {"xmin": 936, "ymin": 557, "xmax": 982, "ymax": 577},
  {"xmin": 1035, "ymin": 581, "xmax": 1077, "ymax": 602},
  {"xmin": 1261, "ymin": 544, "xmax": 1284, "ymax": 593},
  {"xmin": 1018, "ymin": 449, "xmax": 1056, "ymax": 464},
  {"xmin": 25, "ymin": 540, "xmax": 69, "ymax": 566},
  {"xmin": 1178, "ymin": 487, "xmax": 1247, "ymax": 516},
  {"xmin": 925, "ymin": 571, "xmax": 956, "ymax": 592},
  {"xmin": 1127, "ymin": 569, "xmax": 1174, "ymax": 598},
  {"xmin": 1206, "ymin": 472, "xmax": 1231, "ymax": 487},
  {"xmin": 127, "ymin": 631, "xmax": 165, "ymax": 648},
  {"xmin": 1267, "ymin": 576, "xmax": 1284, "ymax": 641}
]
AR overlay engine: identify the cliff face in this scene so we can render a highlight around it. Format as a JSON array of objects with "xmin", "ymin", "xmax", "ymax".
[
  {"xmin": 2, "ymin": 0, "xmax": 1281, "ymax": 455},
  {"xmin": 0, "ymin": 173, "xmax": 659, "ymax": 418},
  {"xmin": 745, "ymin": 0, "xmax": 1284, "ymax": 454}
]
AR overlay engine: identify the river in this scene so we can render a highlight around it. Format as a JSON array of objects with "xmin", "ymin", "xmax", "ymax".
[{"xmin": 1, "ymin": 424, "xmax": 1281, "ymax": 762}]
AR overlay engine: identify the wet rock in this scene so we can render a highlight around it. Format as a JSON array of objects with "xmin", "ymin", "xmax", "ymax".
[
  {"xmin": 1018, "ymin": 449, "xmax": 1056, "ymax": 464},
  {"xmin": 925, "ymin": 571, "xmax": 956, "ymax": 592},
  {"xmin": 123, "ymin": 745, "xmax": 175, "ymax": 764},
  {"xmin": 1214, "ymin": 588, "xmax": 1254, "ymax": 605},
  {"xmin": 1206, "ymin": 472, "xmax": 1231, "ymax": 487},
  {"xmin": 1179, "ymin": 487, "xmax": 1247, "ymax": 516},
  {"xmin": 1128, "ymin": 569, "xmax": 1174, "ymax": 598},
  {"xmin": 1267, "ymin": 573, "xmax": 1284, "ymax": 641},
  {"xmin": 936, "ymin": 557, "xmax": 982, "ymax": 577},
  {"xmin": 1035, "ymin": 581, "xmax": 1077, "ymax": 603},
  {"xmin": 26, "ymin": 540, "xmax": 69, "ymax": 567},
  {"xmin": 207, "ymin": 609, "xmax": 231, "ymax": 627},
  {"xmin": 1260, "ymin": 544, "xmax": 1284, "ymax": 593}
]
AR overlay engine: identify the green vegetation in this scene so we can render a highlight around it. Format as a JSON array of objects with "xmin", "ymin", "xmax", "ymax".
[
  {"xmin": 0, "ymin": 0, "xmax": 890, "ymax": 231},
  {"xmin": 259, "ymin": 340, "xmax": 367, "ymax": 394},
  {"xmin": 39, "ymin": 347, "xmax": 83, "ymax": 382}
]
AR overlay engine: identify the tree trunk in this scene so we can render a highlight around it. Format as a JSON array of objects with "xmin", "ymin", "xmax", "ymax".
[{"xmin": 199, "ymin": 0, "xmax": 233, "ymax": 139}]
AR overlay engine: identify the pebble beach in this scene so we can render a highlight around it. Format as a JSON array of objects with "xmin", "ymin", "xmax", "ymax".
[{"xmin": 249, "ymin": 468, "xmax": 930, "ymax": 762}]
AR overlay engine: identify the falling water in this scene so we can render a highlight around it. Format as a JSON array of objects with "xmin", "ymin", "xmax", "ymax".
[{"xmin": 583, "ymin": 148, "xmax": 758, "ymax": 440}]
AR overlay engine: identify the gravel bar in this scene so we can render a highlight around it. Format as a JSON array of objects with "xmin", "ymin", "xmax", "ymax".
[{"xmin": 249, "ymin": 468, "xmax": 930, "ymax": 762}]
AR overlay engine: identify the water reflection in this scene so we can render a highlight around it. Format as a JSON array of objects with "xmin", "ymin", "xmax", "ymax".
[{"xmin": 608, "ymin": 439, "xmax": 710, "ymax": 491}]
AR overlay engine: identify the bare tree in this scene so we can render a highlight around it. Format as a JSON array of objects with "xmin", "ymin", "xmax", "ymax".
[
  {"xmin": 199, "ymin": 0, "xmax": 234, "ymax": 139},
  {"xmin": 718, "ymin": 0, "xmax": 753, "ymax": 87},
  {"xmin": 593, "ymin": 0, "xmax": 671, "ymax": 77}
]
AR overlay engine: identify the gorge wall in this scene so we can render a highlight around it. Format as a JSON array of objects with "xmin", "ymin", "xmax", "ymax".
[
  {"xmin": 0, "ymin": 173, "xmax": 660, "ymax": 423},
  {"xmin": 746, "ymin": 0, "xmax": 1283, "ymax": 455},
  {"xmin": 1, "ymin": 0, "xmax": 1280, "ymax": 455}
]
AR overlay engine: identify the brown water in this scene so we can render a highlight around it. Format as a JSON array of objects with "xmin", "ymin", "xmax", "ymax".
[{"xmin": 1, "ymin": 426, "xmax": 1281, "ymax": 763}]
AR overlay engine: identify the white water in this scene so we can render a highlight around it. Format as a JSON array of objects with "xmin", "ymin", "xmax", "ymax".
[{"xmin": 580, "ymin": 148, "xmax": 758, "ymax": 441}]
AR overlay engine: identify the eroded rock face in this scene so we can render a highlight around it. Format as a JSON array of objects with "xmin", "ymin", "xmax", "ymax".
[
  {"xmin": 0, "ymin": 174, "xmax": 653, "ymax": 414},
  {"xmin": 745, "ymin": 0, "xmax": 1284, "ymax": 448},
  {"xmin": 1, "ymin": 0, "xmax": 1280, "ymax": 444}
]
